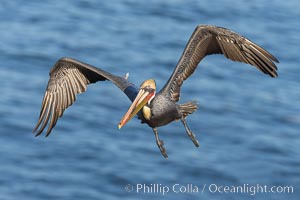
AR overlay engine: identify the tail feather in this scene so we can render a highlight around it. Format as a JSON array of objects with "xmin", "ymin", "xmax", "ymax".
[{"xmin": 179, "ymin": 101, "xmax": 198, "ymax": 118}]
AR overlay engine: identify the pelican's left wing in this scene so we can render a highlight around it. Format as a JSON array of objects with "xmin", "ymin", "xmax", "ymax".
[{"xmin": 33, "ymin": 57, "xmax": 137, "ymax": 136}]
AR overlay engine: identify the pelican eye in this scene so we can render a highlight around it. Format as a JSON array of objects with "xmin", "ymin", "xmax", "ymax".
[
  {"xmin": 146, "ymin": 88, "xmax": 155, "ymax": 93},
  {"xmin": 142, "ymin": 86, "xmax": 154, "ymax": 93}
]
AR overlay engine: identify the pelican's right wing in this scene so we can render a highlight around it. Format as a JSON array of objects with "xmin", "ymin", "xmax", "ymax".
[{"xmin": 33, "ymin": 57, "xmax": 137, "ymax": 137}]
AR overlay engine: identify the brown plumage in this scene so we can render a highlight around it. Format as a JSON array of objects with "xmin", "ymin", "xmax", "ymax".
[
  {"xmin": 33, "ymin": 25, "xmax": 279, "ymax": 158},
  {"xmin": 161, "ymin": 25, "xmax": 278, "ymax": 102},
  {"xmin": 33, "ymin": 57, "xmax": 132, "ymax": 136}
]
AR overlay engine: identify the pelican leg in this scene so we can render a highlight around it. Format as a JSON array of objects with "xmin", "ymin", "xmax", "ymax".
[
  {"xmin": 181, "ymin": 118, "xmax": 200, "ymax": 147},
  {"xmin": 152, "ymin": 128, "xmax": 168, "ymax": 158}
]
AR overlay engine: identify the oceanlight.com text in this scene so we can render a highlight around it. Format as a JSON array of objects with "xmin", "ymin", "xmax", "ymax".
[{"xmin": 124, "ymin": 183, "xmax": 294, "ymax": 196}]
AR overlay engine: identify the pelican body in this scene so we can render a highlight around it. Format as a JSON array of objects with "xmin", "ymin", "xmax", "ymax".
[{"xmin": 33, "ymin": 25, "xmax": 279, "ymax": 158}]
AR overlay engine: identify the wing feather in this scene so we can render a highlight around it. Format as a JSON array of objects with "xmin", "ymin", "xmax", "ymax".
[
  {"xmin": 33, "ymin": 57, "xmax": 134, "ymax": 136},
  {"xmin": 161, "ymin": 25, "xmax": 279, "ymax": 102}
]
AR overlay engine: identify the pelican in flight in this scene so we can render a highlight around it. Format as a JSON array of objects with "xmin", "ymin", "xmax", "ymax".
[{"xmin": 33, "ymin": 25, "xmax": 279, "ymax": 158}]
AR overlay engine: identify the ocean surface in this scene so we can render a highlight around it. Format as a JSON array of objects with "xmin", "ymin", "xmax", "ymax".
[{"xmin": 0, "ymin": 0, "xmax": 299, "ymax": 199}]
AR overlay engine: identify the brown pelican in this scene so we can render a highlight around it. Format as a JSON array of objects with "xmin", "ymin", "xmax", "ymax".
[{"xmin": 33, "ymin": 25, "xmax": 279, "ymax": 158}]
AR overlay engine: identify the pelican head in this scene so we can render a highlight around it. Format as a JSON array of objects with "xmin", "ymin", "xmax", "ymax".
[{"xmin": 118, "ymin": 79, "xmax": 156, "ymax": 129}]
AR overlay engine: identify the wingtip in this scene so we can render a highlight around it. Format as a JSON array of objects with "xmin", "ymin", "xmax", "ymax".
[
  {"xmin": 269, "ymin": 70, "xmax": 278, "ymax": 78},
  {"xmin": 270, "ymin": 55, "xmax": 279, "ymax": 64},
  {"xmin": 32, "ymin": 125, "xmax": 41, "ymax": 137},
  {"xmin": 34, "ymin": 130, "xmax": 42, "ymax": 137}
]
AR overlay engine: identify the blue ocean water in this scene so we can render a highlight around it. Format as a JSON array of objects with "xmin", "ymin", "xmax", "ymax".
[{"xmin": 0, "ymin": 0, "xmax": 299, "ymax": 199}]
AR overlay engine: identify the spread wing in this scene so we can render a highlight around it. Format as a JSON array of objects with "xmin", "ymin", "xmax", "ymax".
[
  {"xmin": 33, "ymin": 57, "xmax": 135, "ymax": 137},
  {"xmin": 160, "ymin": 25, "xmax": 279, "ymax": 102}
]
